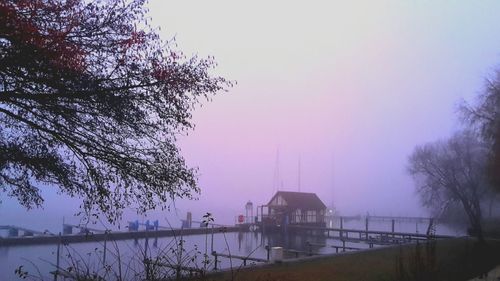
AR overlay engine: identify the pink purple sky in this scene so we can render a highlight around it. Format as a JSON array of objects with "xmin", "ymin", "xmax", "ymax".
[{"xmin": 3, "ymin": 1, "xmax": 500, "ymax": 229}]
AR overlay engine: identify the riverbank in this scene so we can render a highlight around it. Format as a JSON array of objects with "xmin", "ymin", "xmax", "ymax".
[{"xmin": 207, "ymin": 238, "xmax": 500, "ymax": 281}]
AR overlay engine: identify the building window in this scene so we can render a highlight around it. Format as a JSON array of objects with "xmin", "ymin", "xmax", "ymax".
[
  {"xmin": 295, "ymin": 209, "xmax": 302, "ymax": 223},
  {"xmin": 272, "ymin": 195, "xmax": 287, "ymax": 206},
  {"xmin": 307, "ymin": 210, "xmax": 316, "ymax": 222}
]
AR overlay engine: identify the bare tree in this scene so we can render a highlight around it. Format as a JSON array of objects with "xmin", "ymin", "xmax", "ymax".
[
  {"xmin": 461, "ymin": 70, "xmax": 500, "ymax": 190},
  {"xmin": 408, "ymin": 131, "xmax": 491, "ymax": 241}
]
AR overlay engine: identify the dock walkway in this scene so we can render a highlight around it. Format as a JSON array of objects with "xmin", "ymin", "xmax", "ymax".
[{"xmin": 0, "ymin": 226, "xmax": 239, "ymax": 246}]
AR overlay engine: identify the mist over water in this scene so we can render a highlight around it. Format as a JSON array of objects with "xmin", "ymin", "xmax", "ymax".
[
  {"xmin": 2, "ymin": 0, "xmax": 500, "ymax": 232},
  {"xmin": 2, "ymin": 1, "xmax": 500, "ymax": 279}
]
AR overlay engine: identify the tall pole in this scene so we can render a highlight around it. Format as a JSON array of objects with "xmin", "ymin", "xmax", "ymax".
[
  {"xmin": 298, "ymin": 155, "xmax": 301, "ymax": 192},
  {"xmin": 330, "ymin": 151, "xmax": 335, "ymax": 211},
  {"xmin": 273, "ymin": 148, "xmax": 281, "ymax": 195}
]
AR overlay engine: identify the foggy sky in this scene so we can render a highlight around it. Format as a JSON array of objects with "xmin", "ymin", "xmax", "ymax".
[{"xmin": 3, "ymin": 1, "xmax": 500, "ymax": 230}]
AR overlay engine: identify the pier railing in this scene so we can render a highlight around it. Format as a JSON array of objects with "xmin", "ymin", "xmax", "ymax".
[
  {"xmin": 289, "ymin": 225, "xmax": 453, "ymax": 246},
  {"xmin": 211, "ymin": 251, "xmax": 268, "ymax": 270}
]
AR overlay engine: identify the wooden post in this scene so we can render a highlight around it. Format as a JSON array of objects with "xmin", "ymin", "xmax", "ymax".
[
  {"xmin": 103, "ymin": 232, "xmax": 107, "ymax": 267},
  {"xmin": 284, "ymin": 214, "xmax": 289, "ymax": 236},
  {"xmin": 54, "ymin": 232, "xmax": 61, "ymax": 281},
  {"xmin": 340, "ymin": 216, "xmax": 343, "ymax": 235},
  {"xmin": 365, "ymin": 217, "xmax": 369, "ymax": 239},
  {"xmin": 391, "ymin": 219, "xmax": 395, "ymax": 237},
  {"xmin": 342, "ymin": 240, "xmax": 346, "ymax": 252},
  {"xmin": 211, "ymin": 225, "xmax": 214, "ymax": 253},
  {"xmin": 212, "ymin": 251, "xmax": 218, "ymax": 270},
  {"xmin": 261, "ymin": 205, "xmax": 265, "ymax": 234}
]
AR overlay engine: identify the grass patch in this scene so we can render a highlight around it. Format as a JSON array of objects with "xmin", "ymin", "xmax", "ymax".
[
  {"xmin": 483, "ymin": 218, "xmax": 500, "ymax": 238},
  {"xmin": 206, "ymin": 238, "xmax": 500, "ymax": 281}
]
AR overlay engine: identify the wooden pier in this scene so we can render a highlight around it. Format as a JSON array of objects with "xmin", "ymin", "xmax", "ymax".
[
  {"xmin": 0, "ymin": 226, "xmax": 239, "ymax": 246},
  {"xmin": 338, "ymin": 215, "xmax": 434, "ymax": 223},
  {"xmin": 306, "ymin": 241, "xmax": 361, "ymax": 253},
  {"xmin": 211, "ymin": 251, "xmax": 268, "ymax": 270},
  {"xmin": 289, "ymin": 225, "xmax": 452, "ymax": 247},
  {"xmin": 0, "ymin": 225, "xmax": 48, "ymax": 237}
]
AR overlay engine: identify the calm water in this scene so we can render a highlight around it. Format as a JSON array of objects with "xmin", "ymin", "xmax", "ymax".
[{"xmin": 0, "ymin": 220, "xmax": 464, "ymax": 280}]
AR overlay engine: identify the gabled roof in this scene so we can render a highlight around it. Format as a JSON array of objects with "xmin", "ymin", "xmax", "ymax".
[{"xmin": 267, "ymin": 191, "xmax": 326, "ymax": 210}]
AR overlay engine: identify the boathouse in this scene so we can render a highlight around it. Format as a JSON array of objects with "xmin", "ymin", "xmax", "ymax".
[{"xmin": 262, "ymin": 191, "xmax": 327, "ymax": 227}]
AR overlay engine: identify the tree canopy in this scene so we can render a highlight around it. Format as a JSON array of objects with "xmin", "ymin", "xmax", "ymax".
[
  {"xmin": 0, "ymin": 0, "xmax": 231, "ymax": 222},
  {"xmin": 462, "ymin": 71, "xmax": 500, "ymax": 191},
  {"xmin": 408, "ymin": 131, "xmax": 490, "ymax": 240}
]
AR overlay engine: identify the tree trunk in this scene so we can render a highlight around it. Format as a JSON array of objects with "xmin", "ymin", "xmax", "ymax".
[
  {"xmin": 473, "ymin": 201, "xmax": 485, "ymax": 243},
  {"xmin": 489, "ymin": 198, "xmax": 493, "ymax": 218},
  {"xmin": 461, "ymin": 199, "xmax": 485, "ymax": 243}
]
